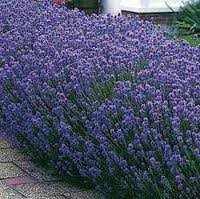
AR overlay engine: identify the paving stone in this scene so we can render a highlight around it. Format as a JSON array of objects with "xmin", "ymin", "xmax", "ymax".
[
  {"xmin": 0, "ymin": 140, "xmax": 98, "ymax": 199},
  {"xmin": 14, "ymin": 160, "xmax": 56, "ymax": 181},
  {"xmin": 4, "ymin": 176, "xmax": 36, "ymax": 187},
  {"xmin": 0, "ymin": 138, "xmax": 12, "ymax": 149},
  {"xmin": 0, "ymin": 179, "xmax": 7, "ymax": 189},
  {"xmin": 64, "ymin": 191, "xmax": 99, "ymax": 199},
  {"xmin": 0, "ymin": 178, "xmax": 26, "ymax": 198},
  {"xmin": 0, "ymin": 163, "xmax": 25, "ymax": 179},
  {"xmin": 14, "ymin": 182, "xmax": 70, "ymax": 198},
  {"xmin": 53, "ymin": 182, "xmax": 84, "ymax": 193},
  {"xmin": 0, "ymin": 148, "xmax": 25, "ymax": 162},
  {"xmin": 51, "ymin": 182, "xmax": 99, "ymax": 198},
  {"xmin": 27, "ymin": 196, "xmax": 67, "ymax": 199},
  {"xmin": 0, "ymin": 187, "xmax": 26, "ymax": 199}
]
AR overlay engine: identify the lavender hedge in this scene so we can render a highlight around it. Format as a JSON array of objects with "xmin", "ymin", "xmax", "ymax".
[{"xmin": 0, "ymin": 0, "xmax": 200, "ymax": 198}]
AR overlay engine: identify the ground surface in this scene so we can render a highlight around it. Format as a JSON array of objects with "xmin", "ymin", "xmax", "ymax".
[{"xmin": 0, "ymin": 138, "xmax": 99, "ymax": 199}]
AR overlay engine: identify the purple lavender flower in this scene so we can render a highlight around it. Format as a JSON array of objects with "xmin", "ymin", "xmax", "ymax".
[{"xmin": 0, "ymin": 0, "xmax": 199, "ymax": 198}]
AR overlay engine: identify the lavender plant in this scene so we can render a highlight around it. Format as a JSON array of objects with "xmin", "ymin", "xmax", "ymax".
[{"xmin": 0, "ymin": 0, "xmax": 200, "ymax": 198}]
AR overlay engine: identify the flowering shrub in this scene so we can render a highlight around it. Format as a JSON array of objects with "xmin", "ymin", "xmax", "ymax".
[
  {"xmin": 53, "ymin": 0, "xmax": 70, "ymax": 4},
  {"xmin": 0, "ymin": 0, "xmax": 200, "ymax": 198}
]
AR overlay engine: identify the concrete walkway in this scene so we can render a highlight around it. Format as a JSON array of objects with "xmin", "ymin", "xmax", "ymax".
[{"xmin": 0, "ymin": 138, "xmax": 98, "ymax": 199}]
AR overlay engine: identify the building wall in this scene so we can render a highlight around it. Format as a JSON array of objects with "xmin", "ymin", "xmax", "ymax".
[{"xmin": 122, "ymin": 10, "xmax": 178, "ymax": 26}]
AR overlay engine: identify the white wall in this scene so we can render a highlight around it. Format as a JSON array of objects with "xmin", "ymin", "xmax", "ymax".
[
  {"xmin": 120, "ymin": 0, "xmax": 192, "ymax": 12},
  {"xmin": 102, "ymin": 0, "xmax": 192, "ymax": 15},
  {"xmin": 102, "ymin": 0, "xmax": 121, "ymax": 14}
]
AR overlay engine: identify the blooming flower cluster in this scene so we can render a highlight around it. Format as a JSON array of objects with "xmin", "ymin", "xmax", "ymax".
[
  {"xmin": 0, "ymin": 0, "xmax": 200, "ymax": 198},
  {"xmin": 52, "ymin": 0, "xmax": 71, "ymax": 4}
]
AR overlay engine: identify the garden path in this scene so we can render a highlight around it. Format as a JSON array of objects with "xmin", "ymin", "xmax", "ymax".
[{"xmin": 0, "ymin": 137, "xmax": 98, "ymax": 199}]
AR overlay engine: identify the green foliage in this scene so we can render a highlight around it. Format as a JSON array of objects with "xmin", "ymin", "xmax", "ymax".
[
  {"xmin": 177, "ymin": 0, "xmax": 200, "ymax": 34},
  {"xmin": 182, "ymin": 34, "xmax": 200, "ymax": 46},
  {"xmin": 67, "ymin": 0, "xmax": 100, "ymax": 14}
]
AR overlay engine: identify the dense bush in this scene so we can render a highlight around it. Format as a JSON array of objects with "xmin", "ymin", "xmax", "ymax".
[
  {"xmin": 182, "ymin": 34, "xmax": 200, "ymax": 47},
  {"xmin": 176, "ymin": 0, "xmax": 200, "ymax": 35},
  {"xmin": 0, "ymin": 0, "xmax": 200, "ymax": 198}
]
